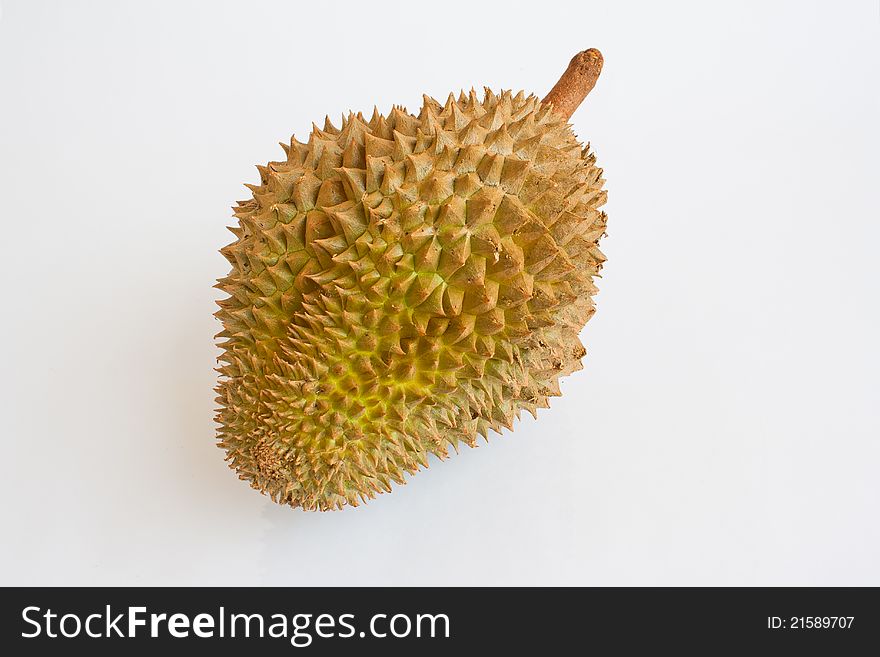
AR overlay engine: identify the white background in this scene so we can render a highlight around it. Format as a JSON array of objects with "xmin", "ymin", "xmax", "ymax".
[{"xmin": 1, "ymin": 0, "xmax": 877, "ymax": 586}]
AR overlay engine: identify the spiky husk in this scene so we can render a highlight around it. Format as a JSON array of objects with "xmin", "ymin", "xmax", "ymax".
[{"xmin": 216, "ymin": 89, "xmax": 607, "ymax": 510}]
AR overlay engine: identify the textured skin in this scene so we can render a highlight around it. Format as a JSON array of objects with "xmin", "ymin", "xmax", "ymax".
[{"xmin": 216, "ymin": 90, "xmax": 607, "ymax": 510}]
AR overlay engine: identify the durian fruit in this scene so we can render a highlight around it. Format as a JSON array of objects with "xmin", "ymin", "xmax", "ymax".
[{"xmin": 215, "ymin": 49, "xmax": 608, "ymax": 511}]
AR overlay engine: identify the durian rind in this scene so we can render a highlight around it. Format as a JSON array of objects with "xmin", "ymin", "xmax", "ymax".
[{"xmin": 216, "ymin": 89, "xmax": 607, "ymax": 510}]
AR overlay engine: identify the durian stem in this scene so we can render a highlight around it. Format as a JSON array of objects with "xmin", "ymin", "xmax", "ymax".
[{"xmin": 542, "ymin": 48, "xmax": 604, "ymax": 120}]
